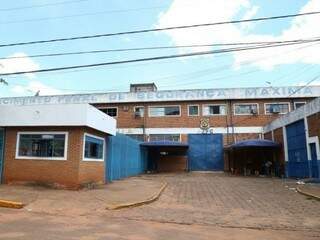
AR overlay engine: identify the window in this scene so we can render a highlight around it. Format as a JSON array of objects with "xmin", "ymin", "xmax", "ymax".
[
  {"xmin": 234, "ymin": 103, "xmax": 258, "ymax": 115},
  {"xmin": 188, "ymin": 105, "xmax": 199, "ymax": 116},
  {"xmin": 265, "ymin": 103, "xmax": 290, "ymax": 114},
  {"xmin": 149, "ymin": 134, "xmax": 180, "ymax": 142},
  {"xmin": 294, "ymin": 102, "xmax": 306, "ymax": 109},
  {"xmin": 99, "ymin": 107, "xmax": 117, "ymax": 117},
  {"xmin": 203, "ymin": 104, "xmax": 226, "ymax": 116},
  {"xmin": 134, "ymin": 106, "xmax": 145, "ymax": 117},
  {"xmin": 127, "ymin": 134, "xmax": 144, "ymax": 142},
  {"xmin": 16, "ymin": 132, "xmax": 67, "ymax": 160},
  {"xmin": 83, "ymin": 133, "xmax": 105, "ymax": 161},
  {"xmin": 149, "ymin": 106, "xmax": 180, "ymax": 117}
]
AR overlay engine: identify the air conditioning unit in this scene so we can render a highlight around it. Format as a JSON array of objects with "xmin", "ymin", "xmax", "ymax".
[
  {"xmin": 270, "ymin": 106, "xmax": 280, "ymax": 114},
  {"xmin": 134, "ymin": 111, "xmax": 142, "ymax": 118},
  {"xmin": 250, "ymin": 108, "xmax": 258, "ymax": 115}
]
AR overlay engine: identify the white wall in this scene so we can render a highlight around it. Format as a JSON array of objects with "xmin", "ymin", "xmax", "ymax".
[{"xmin": 0, "ymin": 104, "xmax": 116, "ymax": 135}]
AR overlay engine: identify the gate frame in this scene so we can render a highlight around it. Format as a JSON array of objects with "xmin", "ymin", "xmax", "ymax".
[
  {"xmin": 187, "ymin": 133, "xmax": 224, "ymax": 171},
  {"xmin": 286, "ymin": 120, "xmax": 309, "ymax": 178}
]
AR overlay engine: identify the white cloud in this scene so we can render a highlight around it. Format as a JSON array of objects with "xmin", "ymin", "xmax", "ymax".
[
  {"xmin": 11, "ymin": 81, "xmax": 63, "ymax": 96},
  {"xmin": 0, "ymin": 53, "xmax": 40, "ymax": 78},
  {"xmin": 157, "ymin": 0, "xmax": 254, "ymax": 52},
  {"xmin": 240, "ymin": 6, "xmax": 259, "ymax": 30},
  {"xmin": 234, "ymin": 0, "xmax": 320, "ymax": 70},
  {"xmin": 157, "ymin": 0, "xmax": 320, "ymax": 70}
]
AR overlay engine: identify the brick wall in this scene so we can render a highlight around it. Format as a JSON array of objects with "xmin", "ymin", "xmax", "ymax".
[
  {"xmin": 94, "ymin": 98, "xmax": 311, "ymax": 146},
  {"xmin": 308, "ymin": 112, "xmax": 320, "ymax": 138},
  {"xmin": 3, "ymin": 126, "xmax": 107, "ymax": 189},
  {"xmin": 264, "ymin": 131, "xmax": 272, "ymax": 140},
  {"xmin": 94, "ymin": 98, "xmax": 312, "ymax": 129},
  {"xmin": 273, "ymin": 127, "xmax": 285, "ymax": 165},
  {"xmin": 157, "ymin": 155, "xmax": 187, "ymax": 172}
]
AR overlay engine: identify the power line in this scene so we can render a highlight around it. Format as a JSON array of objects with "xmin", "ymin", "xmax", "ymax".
[
  {"xmin": 1, "ymin": 40, "xmax": 320, "ymax": 77},
  {"xmin": 287, "ymin": 73, "xmax": 320, "ymax": 97},
  {"xmin": 160, "ymin": 43, "xmax": 320, "ymax": 88},
  {"xmin": 0, "ymin": 0, "xmax": 89, "ymax": 12},
  {"xmin": 1, "ymin": 11, "xmax": 320, "ymax": 48},
  {"xmin": 0, "ymin": 38, "xmax": 317, "ymax": 60},
  {"xmin": 0, "ymin": 5, "xmax": 171, "ymax": 25}
]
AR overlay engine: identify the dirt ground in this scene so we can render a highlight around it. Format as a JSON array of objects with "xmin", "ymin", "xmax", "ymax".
[{"xmin": 0, "ymin": 173, "xmax": 319, "ymax": 240}]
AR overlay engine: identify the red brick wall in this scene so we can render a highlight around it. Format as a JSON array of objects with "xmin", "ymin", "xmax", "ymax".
[
  {"xmin": 157, "ymin": 155, "xmax": 187, "ymax": 172},
  {"xmin": 3, "ymin": 126, "xmax": 106, "ymax": 189},
  {"xmin": 94, "ymin": 98, "xmax": 312, "ymax": 129},
  {"xmin": 273, "ymin": 127, "xmax": 285, "ymax": 165},
  {"xmin": 308, "ymin": 112, "xmax": 320, "ymax": 139},
  {"xmin": 264, "ymin": 132, "xmax": 272, "ymax": 140}
]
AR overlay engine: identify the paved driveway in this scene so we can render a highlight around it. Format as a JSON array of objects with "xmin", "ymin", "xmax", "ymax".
[
  {"xmin": 109, "ymin": 173, "xmax": 320, "ymax": 231},
  {"xmin": 0, "ymin": 172, "xmax": 320, "ymax": 240}
]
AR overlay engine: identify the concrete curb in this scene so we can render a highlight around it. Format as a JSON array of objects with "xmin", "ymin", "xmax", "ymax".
[
  {"xmin": 296, "ymin": 186, "xmax": 320, "ymax": 200},
  {"xmin": 0, "ymin": 200, "xmax": 24, "ymax": 209},
  {"xmin": 106, "ymin": 182, "xmax": 167, "ymax": 210}
]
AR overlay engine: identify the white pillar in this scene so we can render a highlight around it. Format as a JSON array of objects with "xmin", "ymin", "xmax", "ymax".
[{"xmin": 282, "ymin": 126, "xmax": 288, "ymax": 162}]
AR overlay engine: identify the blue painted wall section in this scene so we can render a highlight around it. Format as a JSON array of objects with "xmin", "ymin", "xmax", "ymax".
[
  {"xmin": 188, "ymin": 134, "xmax": 223, "ymax": 171},
  {"xmin": 106, "ymin": 133, "xmax": 147, "ymax": 182},
  {"xmin": 0, "ymin": 129, "xmax": 4, "ymax": 183},
  {"xmin": 286, "ymin": 120, "xmax": 310, "ymax": 178}
]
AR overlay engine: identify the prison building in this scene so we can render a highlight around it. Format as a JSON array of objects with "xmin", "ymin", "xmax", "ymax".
[
  {"xmin": 263, "ymin": 97, "xmax": 320, "ymax": 179},
  {"xmin": 0, "ymin": 83, "xmax": 319, "ymax": 176}
]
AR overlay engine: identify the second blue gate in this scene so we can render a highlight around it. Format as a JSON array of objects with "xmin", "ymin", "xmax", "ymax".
[
  {"xmin": 286, "ymin": 120, "xmax": 309, "ymax": 178},
  {"xmin": 188, "ymin": 134, "xmax": 223, "ymax": 171}
]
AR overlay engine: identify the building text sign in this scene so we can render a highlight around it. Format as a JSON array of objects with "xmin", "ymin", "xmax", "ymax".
[{"xmin": 0, "ymin": 86, "xmax": 319, "ymax": 106}]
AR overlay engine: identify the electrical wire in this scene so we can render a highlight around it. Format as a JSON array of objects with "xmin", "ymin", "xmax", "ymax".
[
  {"xmin": 287, "ymin": 73, "xmax": 320, "ymax": 97},
  {"xmin": 0, "ymin": 0, "xmax": 89, "ymax": 12},
  {"xmin": 1, "ymin": 11, "xmax": 320, "ymax": 48},
  {"xmin": 1, "ymin": 40, "xmax": 319, "ymax": 76},
  {"xmin": 0, "ymin": 5, "xmax": 172, "ymax": 25},
  {"xmin": 0, "ymin": 38, "xmax": 317, "ymax": 60}
]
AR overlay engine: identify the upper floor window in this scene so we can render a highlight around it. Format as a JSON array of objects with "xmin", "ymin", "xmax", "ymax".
[
  {"xmin": 188, "ymin": 105, "xmax": 199, "ymax": 116},
  {"xmin": 149, "ymin": 134, "xmax": 180, "ymax": 142},
  {"xmin": 16, "ymin": 132, "xmax": 67, "ymax": 160},
  {"xmin": 203, "ymin": 104, "xmax": 226, "ymax": 116},
  {"xmin": 127, "ymin": 134, "xmax": 144, "ymax": 142},
  {"xmin": 294, "ymin": 102, "xmax": 306, "ymax": 109},
  {"xmin": 134, "ymin": 106, "xmax": 145, "ymax": 117},
  {"xmin": 99, "ymin": 107, "xmax": 118, "ymax": 117},
  {"xmin": 149, "ymin": 106, "xmax": 180, "ymax": 117},
  {"xmin": 234, "ymin": 103, "xmax": 258, "ymax": 115},
  {"xmin": 265, "ymin": 103, "xmax": 290, "ymax": 114}
]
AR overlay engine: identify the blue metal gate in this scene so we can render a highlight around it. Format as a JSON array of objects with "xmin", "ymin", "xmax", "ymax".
[
  {"xmin": 106, "ymin": 133, "xmax": 147, "ymax": 182},
  {"xmin": 0, "ymin": 129, "xmax": 4, "ymax": 183},
  {"xmin": 188, "ymin": 134, "xmax": 223, "ymax": 171},
  {"xmin": 286, "ymin": 120, "xmax": 309, "ymax": 178}
]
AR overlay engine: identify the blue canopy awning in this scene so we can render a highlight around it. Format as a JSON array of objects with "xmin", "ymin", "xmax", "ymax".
[
  {"xmin": 140, "ymin": 141, "xmax": 189, "ymax": 148},
  {"xmin": 229, "ymin": 139, "xmax": 280, "ymax": 149}
]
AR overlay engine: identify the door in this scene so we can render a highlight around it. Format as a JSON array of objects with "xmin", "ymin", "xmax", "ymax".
[
  {"xmin": 0, "ymin": 128, "xmax": 4, "ymax": 183},
  {"xmin": 309, "ymin": 143, "xmax": 319, "ymax": 178},
  {"xmin": 188, "ymin": 134, "xmax": 223, "ymax": 171},
  {"xmin": 286, "ymin": 120, "xmax": 309, "ymax": 178}
]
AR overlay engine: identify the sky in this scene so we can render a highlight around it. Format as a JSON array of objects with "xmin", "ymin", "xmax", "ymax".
[{"xmin": 0, "ymin": 0, "xmax": 320, "ymax": 97}]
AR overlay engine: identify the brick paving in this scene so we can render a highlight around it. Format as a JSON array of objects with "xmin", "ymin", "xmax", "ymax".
[{"xmin": 108, "ymin": 173, "xmax": 320, "ymax": 232}]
